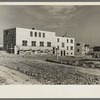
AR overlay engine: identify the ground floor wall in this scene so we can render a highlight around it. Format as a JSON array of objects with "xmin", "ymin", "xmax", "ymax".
[
  {"xmin": 5, "ymin": 45, "xmax": 75, "ymax": 56},
  {"xmin": 57, "ymin": 49, "xmax": 74, "ymax": 56},
  {"xmin": 14, "ymin": 45, "xmax": 54, "ymax": 55}
]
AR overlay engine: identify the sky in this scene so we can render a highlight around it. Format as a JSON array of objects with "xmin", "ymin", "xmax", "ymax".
[{"xmin": 0, "ymin": 5, "xmax": 100, "ymax": 46}]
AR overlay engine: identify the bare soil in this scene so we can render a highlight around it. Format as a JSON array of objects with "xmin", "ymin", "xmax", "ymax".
[
  {"xmin": 0, "ymin": 65, "xmax": 41, "ymax": 85},
  {"xmin": 0, "ymin": 52, "xmax": 100, "ymax": 84}
]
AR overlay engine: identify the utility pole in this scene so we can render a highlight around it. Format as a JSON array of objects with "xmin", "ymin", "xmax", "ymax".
[{"xmin": 56, "ymin": 48, "xmax": 58, "ymax": 61}]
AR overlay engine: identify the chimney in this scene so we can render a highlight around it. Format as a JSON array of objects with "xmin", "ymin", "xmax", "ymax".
[{"xmin": 32, "ymin": 28, "xmax": 35, "ymax": 30}]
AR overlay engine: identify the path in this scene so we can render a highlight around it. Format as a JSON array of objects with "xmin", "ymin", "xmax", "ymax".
[{"xmin": 0, "ymin": 65, "xmax": 41, "ymax": 85}]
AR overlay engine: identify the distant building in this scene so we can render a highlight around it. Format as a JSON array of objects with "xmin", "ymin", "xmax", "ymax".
[
  {"xmin": 3, "ymin": 27, "xmax": 75, "ymax": 56},
  {"xmin": 93, "ymin": 46, "xmax": 100, "ymax": 58},
  {"xmin": 75, "ymin": 42, "xmax": 90, "ymax": 56}
]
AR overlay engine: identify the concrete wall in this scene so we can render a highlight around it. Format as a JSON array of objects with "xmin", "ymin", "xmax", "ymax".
[
  {"xmin": 75, "ymin": 42, "xmax": 90, "ymax": 56},
  {"xmin": 3, "ymin": 27, "xmax": 75, "ymax": 56},
  {"xmin": 56, "ymin": 36, "xmax": 75, "ymax": 56},
  {"xmin": 3, "ymin": 28, "xmax": 16, "ymax": 53},
  {"xmin": 75, "ymin": 42, "xmax": 84, "ymax": 56},
  {"xmin": 15, "ymin": 27, "xmax": 56, "ymax": 54},
  {"xmin": 16, "ymin": 27, "xmax": 56, "ymax": 46}
]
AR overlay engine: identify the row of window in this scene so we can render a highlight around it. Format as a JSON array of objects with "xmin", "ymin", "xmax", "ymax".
[
  {"xmin": 22, "ymin": 40, "xmax": 51, "ymax": 47},
  {"xmin": 58, "ymin": 42, "xmax": 74, "ymax": 50},
  {"xmin": 57, "ymin": 38, "xmax": 73, "ymax": 43},
  {"xmin": 67, "ymin": 53, "xmax": 73, "ymax": 55},
  {"xmin": 57, "ymin": 51, "xmax": 73, "ymax": 56},
  {"xmin": 57, "ymin": 45, "xmax": 73, "ymax": 50},
  {"xmin": 30, "ymin": 31, "xmax": 45, "ymax": 38}
]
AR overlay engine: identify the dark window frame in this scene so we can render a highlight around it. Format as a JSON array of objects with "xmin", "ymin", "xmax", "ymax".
[
  {"xmin": 22, "ymin": 40, "xmax": 27, "ymax": 46},
  {"xmin": 47, "ymin": 42, "xmax": 51, "ymax": 47},
  {"xmin": 57, "ymin": 46, "xmax": 59, "ymax": 50},
  {"xmin": 30, "ymin": 31, "xmax": 33, "ymax": 37},
  {"xmin": 40, "ymin": 41, "xmax": 44, "ymax": 47},
  {"xmin": 67, "ymin": 46, "xmax": 69, "ymax": 50},
  {"xmin": 67, "ymin": 39, "xmax": 69, "ymax": 43},
  {"xmin": 70, "ymin": 46, "xmax": 73, "ymax": 50},
  {"xmin": 5, "ymin": 31, "xmax": 9, "ymax": 35},
  {"xmin": 76, "ymin": 43, "xmax": 80, "ymax": 46},
  {"xmin": 57, "ymin": 38, "xmax": 59, "ymax": 42},
  {"xmin": 31, "ymin": 41, "xmax": 36, "ymax": 46},
  {"xmin": 62, "ymin": 42, "xmax": 65, "ymax": 48},
  {"xmin": 77, "ymin": 49, "xmax": 80, "ymax": 52},
  {"xmin": 39, "ymin": 32, "xmax": 41, "ymax": 37},
  {"xmin": 43, "ymin": 33, "xmax": 45, "ymax": 38},
  {"xmin": 34, "ymin": 32, "xmax": 37, "ymax": 37},
  {"xmin": 70, "ymin": 39, "xmax": 73, "ymax": 43}
]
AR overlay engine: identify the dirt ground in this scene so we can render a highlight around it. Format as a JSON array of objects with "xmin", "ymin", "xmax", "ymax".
[
  {"xmin": 0, "ymin": 52, "xmax": 100, "ymax": 84},
  {"xmin": 0, "ymin": 65, "xmax": 41, "ymax": 85}
]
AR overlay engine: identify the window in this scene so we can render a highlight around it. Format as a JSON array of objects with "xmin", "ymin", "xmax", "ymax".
[
  {"xmin": 76, "ymin": 43, "xmax": 80, "ymax": 46},
  {"xmin": 64, "ymin": 50, "xmax": 65, "ymax": 56},
  {"xmin": 5, "ymin": 31, "xmax": 9, "ymax": 35},
  {"xmin": 61, "ymin": 50, "xmax": 63, "ymax": 56},
  {"xmin": 43, "ymin": 33, "xmax": 45, "ymax": 38},
  {"xmin": 53, "ymin": 47, "xmax": 55, "ymax": 54},
  {"xmin": 40, "ymin": 41, "xmax": 44, "ymax": 47},
  {"xmin": 57, "ymin": 46, "xmax": 59, "ymax": 50},
  {"xmin": 39, "ymin": 32, "xmax": 41, "ymax": 37},
  {"xmin": 34, "ymin": 32, "xmax": 37, "ymax": 37},
  {"xmin": 30, "ymin": 31, "xmax": 33, "ymax": 37},
  {"xmin": 70, "ymin": 46, "xmax": 73, "ymax": 50},
  {"xmin": 31, "ymin": 41, "xmax": 36, "ymax": 46},
  {"xmin": 62, "ymin": 42, "xmax": 65, "ymax": 48},
  {"xmin": 70, "ymin": 39, "xmax": 73, "ymax": 43},
  {"xmin": 47, "ymin": 42, "xmax": 51, "ymax": 47},
  {"xmin": 67, "ymin": 39, "xmax": 69, "ymax": 43},
  {"xmin": 57, "ymin": 38, "xmax": 59, "ymax": 42},
  {"xmin": 22, "ymin": 40, "xmax": 27, "ymax": 46},
  {"xmin": 67, "ymin": 46, "xmax": 69, "ymax": 50},
  {"xmin": 77, "ymin": 49, "xmax": 79, "ymax": 52},
  {"xmin": 67, "ymin": 53, "xmax": 69, "ymax": 55},
  {"xmin": 71, "ymin": 53, "xmax": 73, "ymax": 55}
]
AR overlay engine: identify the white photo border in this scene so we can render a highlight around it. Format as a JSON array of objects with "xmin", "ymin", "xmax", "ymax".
[{"xmin": 0, "ymin": 2, "xmax": 100, "ymax": 98}]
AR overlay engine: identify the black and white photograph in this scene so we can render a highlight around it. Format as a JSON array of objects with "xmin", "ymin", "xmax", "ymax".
[{"xmin": 1, "ymin": 3, "xmax": 100, "ymax": 85}]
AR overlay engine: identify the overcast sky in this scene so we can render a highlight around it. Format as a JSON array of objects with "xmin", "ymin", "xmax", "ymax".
[{"xmin": 0, "ymin": 5, "xmax": 100, "ymax": 46}]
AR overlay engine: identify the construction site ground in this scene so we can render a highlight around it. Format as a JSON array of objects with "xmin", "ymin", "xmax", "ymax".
[{"xmin": 0, "ymin": 51, "xmax": 100, "ymax": 84}]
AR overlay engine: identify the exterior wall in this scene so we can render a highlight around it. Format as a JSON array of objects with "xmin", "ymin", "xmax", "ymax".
[
  {"xmin": 15, "ymin": 27, "xmax": 56, "ymax": 54},
  {"xmin": 93, "ymin": 46, "xmax": 100, "ymax": 58},
  {"xmin": 3, "ymin": 27, "xmax": 75, "ymax": 56},
  {"xmin": 75, "ymin": 42, "xmax": 85, "ymax": 56},
  {"xmin": 56, "ymin": 36, "xmax": 75, "ymax": 56},
  {"xmin": 75, "ymin": 42, "xmax": 90, "ymax": 56},
  {"xmin": 3, "ymin": 28, "xmax": 16, "ymax": 53},
  {"xmin": 85, "ymin": 45, "xmax": 90, "ymax": 54}
]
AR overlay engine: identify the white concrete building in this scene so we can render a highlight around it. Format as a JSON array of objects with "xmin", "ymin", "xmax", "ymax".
[
  {"xmin": 4, "ymin": 27, "xmax": 56, "ymax": 54},
  {"xmin": 3, "ymin": 27, "xmax": 75, "ymax": 56},
  {"xmin": 56, "ymin": 36, "xmax": 75, "ymax": 56}
]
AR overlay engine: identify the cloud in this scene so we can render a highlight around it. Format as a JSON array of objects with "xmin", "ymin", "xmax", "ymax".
[
  {"xmin": 41, "ymin": 5, "xmax": 78, "ymax": 29},
  {"xmin": 43, "ymin": 6, "xmax": 76, "ymax": 14},
  {"xmin": 42, "ymin": 6, "xmax": 77, "ymax": 19}
]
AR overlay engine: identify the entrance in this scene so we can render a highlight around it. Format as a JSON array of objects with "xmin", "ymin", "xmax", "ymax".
[
  {"xmin": 64, "ymin": 50, "xmax": 65, "ymax": 56},
  {"xmin": 61, "ymin": 50, "xmax": 63, "ymax": 56}
]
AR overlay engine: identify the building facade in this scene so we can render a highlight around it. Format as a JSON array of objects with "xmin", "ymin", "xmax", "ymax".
[
  {"xmin": 3, "ymin": 27, "xmax": 75, "ymax": 56},
  {"xmin": 75, "ymin": 42, "xmax": 90, "ymax": 56},
  {"xmin": 93, "ymin": 46, "xmax": 100, "ymax": 58},
  {"xmin": 56, "ymin": 36, "xmax": 74, "ymax": 56}
]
